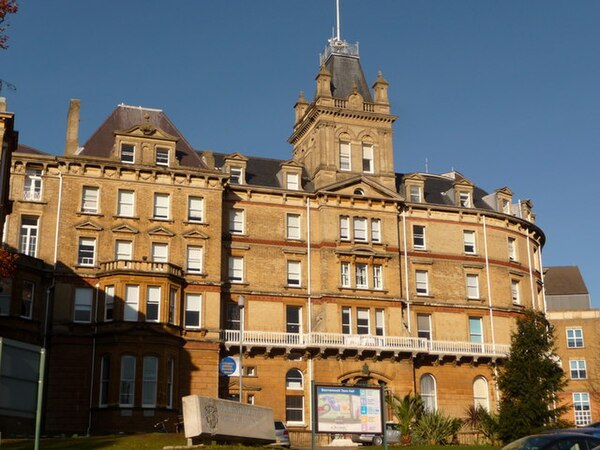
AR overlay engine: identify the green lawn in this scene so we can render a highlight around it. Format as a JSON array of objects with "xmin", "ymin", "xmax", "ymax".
[{"xmin": 0, "ymin": 435, "xmax": 500, "ymax": 450}]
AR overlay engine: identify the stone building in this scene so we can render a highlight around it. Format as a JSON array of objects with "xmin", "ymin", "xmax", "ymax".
[
  {"xmin": 545, "ymin": 266, "xmax": 599, "ymax": 426},
  {"xmin": 0, "ymin": 35, "xmax": 546, "ymax": 435}
]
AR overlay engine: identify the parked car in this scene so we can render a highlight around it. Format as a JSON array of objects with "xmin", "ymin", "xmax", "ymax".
[
  {"xmin": 502, "ymin": 432, "xmax": 600, "ymax": 450},
  {"xmin": 271, "ymin": 420, "xmax": 291, "ymax": 448},
  {"xmin": 351, "ymin": 422, "xmax": 401, "ymax": 446},
  {"xmin": 543, "ymin": 428, "xmax": 600, "ymax": 438}
]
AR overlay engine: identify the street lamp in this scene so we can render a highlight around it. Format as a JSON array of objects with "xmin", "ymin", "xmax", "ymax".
[{"xmin": 238, "ymin": 295, "xmax": 245, "ymax": 403}]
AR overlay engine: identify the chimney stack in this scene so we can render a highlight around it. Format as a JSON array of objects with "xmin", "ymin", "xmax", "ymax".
[
  {"xmin": 65, "ymin": 99, "xmax": 81, "ymax": 156},
  {"xmin": 0, "ymin": 97, "xmax": 6, "ymax": 112}
]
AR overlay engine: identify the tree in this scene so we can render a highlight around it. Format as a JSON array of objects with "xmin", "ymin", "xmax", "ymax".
[
  {"xmin": 0, "ymin": 0, "xmax": 18, "ymax": 50},
  {"xmin": 386, "ymin": 391, "xmax": 424, "ymax": 445},
  {"xmin": 497, "ymin": 309, "xmax": 569, "ymax": 444},
  {"xmin": 0, "ymin": 245, "xmax": 18, "ymax": 278}
]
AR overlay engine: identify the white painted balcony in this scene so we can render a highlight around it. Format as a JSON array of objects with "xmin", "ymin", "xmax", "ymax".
[{"xmin": 222, "ymin": 330, "xmax": 510, "ymax": 359}]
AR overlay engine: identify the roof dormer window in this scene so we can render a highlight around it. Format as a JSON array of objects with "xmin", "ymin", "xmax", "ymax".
[
  {"xmin": 120, "ymin": 143, "xmax": 135, "ymax": 164},
  {"xmin": 286, "ymin": 172, "xmax": 300, "ymax": 190},
  {"xmin": 459, "ymin": 191, "xmax": 471, "ymax": 208},
  {"xmin": 156, "ymin": 147, "xmax": 169, "ymax": 166},
  {"xmin": 409, "ymin": 185, "xmax": 422, "ymax": 203},
  {"xmin": 230, "ymin": 167, "xmax": 244, "ymax": 185}
]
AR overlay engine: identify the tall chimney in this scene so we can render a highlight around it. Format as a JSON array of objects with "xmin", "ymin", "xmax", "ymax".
[
  {"xmin": 0, "ymin": 97, "xmax": 6, "ymax": 112},
  {"xmin": 65, "ymin": 99, "xmax": 80, "ymax": 156}
]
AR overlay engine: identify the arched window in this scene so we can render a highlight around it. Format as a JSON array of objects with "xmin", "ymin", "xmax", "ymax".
[
  {"xmin": 286, "ymin": 369, "xmax": 303, "ymax": 390},
  {"xmin": 420, "ymin": 374, "xmax": 437, "ymax": 411},
  {"xmin": 473, "ymin": 376, "xmax": 490, "ymax": 411}
]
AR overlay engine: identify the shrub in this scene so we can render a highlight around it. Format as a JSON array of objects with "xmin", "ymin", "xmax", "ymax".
[{"xmin": 414, "ymin": 410, "xmax": 463, "ymax": 445}]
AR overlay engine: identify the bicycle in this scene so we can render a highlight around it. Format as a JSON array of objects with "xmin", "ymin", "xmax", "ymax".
[{"xmin": 154, "ymin": 418, "xmax": 169, "ymax": 433}]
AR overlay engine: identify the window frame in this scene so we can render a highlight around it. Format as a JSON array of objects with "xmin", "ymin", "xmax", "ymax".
[
  {"xmin": 74, "ymin": 287, "xmax": 93, "ymax": 323},
  {"xmin": 230, "ymin": 167, "xmax": 244, "ymax": 185},
  {"xmin": 286, "ymin": 260, "xmax": 301, "ymax": 287},
  {"xmin": 371, "ymin": 219, "xmax": 381, "ymax": 243},
  {"xmin": 78, "ymin": 237, "xmax": 96, "ymax": 266},
  {"xmin": 20, "ymin": 280, "xmax": 35, "ymax": 319},
  {"xmin": 413, "ymin": 224, "xmax": 426, "ymax": 250},
  {"xmin": 339, "ymin": 141, "xmax": 351, "ymax": 171},
  {"xmin": 469, "ymin": 317, "xmax": 483, "ymax": 343},
  {"xmin": 286, "ymin": 213, "xmax": 301, "ymax": 240},
  {"xmin": 146, "ymin": 286, "xmax": 161, "ymax": 323},
  {"xmin": 155, "ymin": 147, "xmax": 169, "ymax": 166},
  {"xmin": 286, "ymin": 394, "xmax": 305, "ymax": 425},
  {"xmin": 339, "ymin": 216, "xmax": 350, "ymax": 241},
  {"xmin": 573, "ymin": 392, "xmax": 592, "ymax": 426},
  {"xmin": 459, "ymin": 191, "xmax": 471, "ymax": 208},
  {"xmin": 409, "ymin": 185, "xmax": 422, "ymax": 203},
  {"xmin": 466, "ymin": 274, "xmax": 480, "ymax": 300},
  {"xmin": 373, "ymin": 265, "xmax": 383, "ymax": 290},
  {"xmin": 420, "ymin": 374, "xmax": 438, "ymax": 412},
  {"xmin": 463, "ymin": 230, "xmax": 476, "ymax": 254},
  {"xmin": 104, "ymin": 285, "xmax": 115, "ymax": 321},
  {"xmin": 417, "ymin": 314, "xmax": 432, "ymax": 340},
  {"xmin": 117, "ymin": 190, "xmax": 135, "ymax": 217},
  {"xmin": 115, "ymin": 240, "xmax": 133, "ymax": 261},
  {"xmin": 99, "ymin": 355, "xmax": 110, "ymax": 407},
  {"xmin": 569, "ymin": 359, "xmax": 587, "ymax": 380},
  {"xmin": 375, "ymin": 309, "xmax": 385, "ymax": 336},
  {"xmin": 353, "ymin": 217, "xmax": 367, "ymax": 242},
  {"xmin": 362, "ymin": 143, "xmax": 374, "ymax": 173},
  {"xmin": 153, "ymin": 193, "xmax": 170, "ymax": 220},
  {"xmin": 356, "ymin": 308, "xmax": 370, "ymax": 335},
  {"xmin": 151, "ymin": 242, "xmax": 168, "ymax": 263},
  {"xmin": 415, "ymin": 270, "xmax": 429, "ymax": 296},
  {"xmin": 566, "ymin": 328, "xmax": 584, "ymax": 348},
  {"xmin": 187, "ymin": 196, "xmax": 204, "ymax": 223},
  {"xmin": 186, "ymin": 246, "xmax": 203, "ymax": 274},
  {"xmin": 119, "ymin": 355, "xmax": 136, "ymax": 407},
  {"xmin": 228, "ymin": 256, "xmax": 244, "ymax": 283},
  {"xmin": 342, "ymin": 306, "xmax": 352, "ymax": 334},
  {"xmin": 141, "ymin": 356, "xmax": 158, "ymax": 408},
  {"xmin": 229, "ymin": 209, "xmax": 245, "ymax": 234},
  {"xmin": 285, "ymin": 368, "xmax": 304, "ymax": 390},
  {"xmin": 81, "ymin": 186, "xmax": 99, "ymax": 214},
  {"xmin": 185, "ymin": 293, "xmax": 202, "ymax": 329},
  {"xmin": 286, "ymin": 173, "xmax": 300, "ymax": 190},
  {"xmin": 23, "ymin": 168, "xmax": 43, "ymax": 201},
  {"xmin": 355, "ymin": 263, "xmax": 368, "ymax": 289},
  {"xmin": 123, "ymin": 284, "xmax": 140, "ymax": 322},
  {"xmin": 19, "ymin": 216, "xmax": 39, "ymax": 257},
  {"xmin": 508, "ymin": 237, "xmax": 517, "ymax": 262},
  {"xmin": 511, "ymin": 279, "xmax": 520, "ymax": 305},
  {"xmin": 120, "ymin": 143, "xmax": 135, "ymax": 164},
  {"xmin": 473, "ymin": 377, "xmax": 490, "ymax": 411}
]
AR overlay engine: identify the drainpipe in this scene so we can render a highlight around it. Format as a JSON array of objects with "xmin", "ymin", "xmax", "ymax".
[
  {"xmin": 482, "ymin": 217, "xmax": 496, "ymax": 351},
  {"xmin": 87, "ymin": 282, "xmax": 100, "ymax": 435},
  {"xmin": 526, "ymin": 234, "xmax": 536, "ymax": 310},
  {"xmin": 401, "ymin": 209, "xmax": 411, "ymax": 333},
  {"xmin": 306, "ymin": 196, "xmax": 312, "ymax": 334},
  {"xmin": 539, "ymin": 249, "xmax": 547, "ymax": 313}
]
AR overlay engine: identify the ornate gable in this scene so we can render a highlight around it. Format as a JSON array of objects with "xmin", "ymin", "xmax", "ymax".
[
  {"xmin": 148, "ymin": 226, "xmax": 175, "ymax": 237},
  {"xmin": 111, "ymin": 224, "xmax": 139, "ymax": 234},
  {"xmin": 74, "ymin": 220, "xmax": 103, "ymax": 231}
]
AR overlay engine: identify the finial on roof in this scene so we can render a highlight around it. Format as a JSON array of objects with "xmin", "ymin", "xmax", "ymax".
[{"xmin": 140, "ymin": 112, "xmax": 157, "ymax": 135}]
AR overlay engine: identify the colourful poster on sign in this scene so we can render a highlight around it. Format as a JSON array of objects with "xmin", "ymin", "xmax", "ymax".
[{"xmin": 314, "ymin": 385, "xmax": 383, "ymax": 433}]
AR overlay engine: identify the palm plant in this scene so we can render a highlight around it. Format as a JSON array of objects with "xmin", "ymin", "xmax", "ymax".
[
  {"xmin": 413, "ymin": 410, "xmax": 464, "ymax": 445},
  {"xmin": 386, "ymin": 392, "xmax": 424, "ymax": 445}
]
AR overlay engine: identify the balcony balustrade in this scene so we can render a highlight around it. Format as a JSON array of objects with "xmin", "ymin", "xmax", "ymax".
[
  {"xmin": 98, "ymin": 260, "xmax": 183, "ymax": 277},
  {"xmin": 222, "ymin": 329, "xmax": 510, "ymax": 359}
]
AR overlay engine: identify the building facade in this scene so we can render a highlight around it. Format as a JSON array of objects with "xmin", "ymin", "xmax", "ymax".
[
  {"xmin": 545, "ymin": 266, "xmax": 600, "ymax": 427},
  {"xmin": 0, "ymin": 36, "xmax": 546, "ymax": 435}
]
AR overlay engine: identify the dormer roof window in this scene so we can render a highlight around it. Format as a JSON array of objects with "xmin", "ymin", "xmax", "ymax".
[
  {"xmin": 459, "ymin": 191, "xmax": 471, "ymax": 208},
  {"xmin": 286, "ymin": 172, "xmax": 300, "ymax": 190},
  {"xmin": 230, "ymin": 167, "xmax": 244, "ymax": 185},
  {"xmin": 121, "ymin": 143, "xmax": 135, "ymax": 164},
  {"xmin": 156, "ymin": 147, "xmax": 169, "ymax": 166},
  {"xmin": 409, "ymin": 185, "xmax": 422, "ymax": 203}
]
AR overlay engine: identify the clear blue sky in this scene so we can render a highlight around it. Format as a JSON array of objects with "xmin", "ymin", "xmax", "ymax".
[{"xmin": 2, "ymin": 1, "xmax": 599, "ymax": 307}]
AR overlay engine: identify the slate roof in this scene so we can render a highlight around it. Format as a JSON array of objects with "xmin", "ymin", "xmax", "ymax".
[
  {"xmin": 15, "ymin": 144, "xmax": 48, "ymax": 155},
  {"xmin": 544, "ymin": 266, "xmax": 589, "ymax": 296},
  {"xmin": 324, "ymin": 53, "xmax": 373, "ymax": 102},
  {"xmin": 80, "ymin": 104, "xmax": 206, "ymax": 169}
]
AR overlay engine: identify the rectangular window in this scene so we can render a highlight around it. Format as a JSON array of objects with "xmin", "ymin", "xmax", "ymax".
[
  {"xmin": 119, "ymin": 355, "xmax": 136, "ymax": 407},
  {"xmin": 413, "ymin": 225, "xmax": 426, "ymax": 250},
  {"xmin": 124, "ymin": 285, "xmax": 140, "ymax": 322},
  {"xmin": 357, "ymin": 308, "xmax": 370, "ymax": 335},
  {"xmin": 466, "ymin": 274, "xmax": 480, "ymax": 299},
  {"xmin": 286, "ymin": 173, "xmax": 300, "ymax": 190},
  {"xmin": 230, "ymin": 167, "xmax": 243, "ymax": 184},
  {"xmin": 286, "ymin": 214, "xmax": 301, "ymax": 240},
  {"xmin": 508, "ymin": 237, "xmax": 517, "ymax": 261},
  {"xmin": 186, "ymin": 246, "xmax": 203, "ymax": 273},
  {"xmin": 20, "ymin": 281, "xmax": 34, "ymax": 319},
  {"xmin": 151, "ymin": 242, "xmax": 168, "ymax": 263},
  {"xmin": 416, "ymin": 270, "xmax": 429, "ymax": 296},
  {"xmin": 188, "ymin": 197, "xmax": 204, "ymax": 222},
  {"xmin": 115, "ymin": 240, "xmax": 133, "ymax": 261},
  {"xmin": 339, "ymin": 141, "xmax": 351, "ymax": 171},
  {"xmin": 469, "ymin": 317, "xmax": 483, "ymax": 343},
  {"xmin": 511, "ymin": 280, "xmax": 520, "ymax": 304},
  {"xmin": 573, "ymin": 392, "xmax": 591, "ymax": 426},
  {"xmin": 168, "ymin": 288, "xmax": 177, "ymax": 325},
  {"xmin": 153, "ymin": 193, "xmax": 170, "ymax": 220},
  {"xmin": 229, "ymin": 209, "xmax": 244, "ymax": 234},
  {"xmin": 247, "ymin": 394, "xmax": 255, "ymax": 405},
  {"xmin": 185, "ymin": 293, "xmax": 201, "ymax": 328},
  {"xmin": 78, "ymin": 237, "xmax": 96, "ymax": 266},
  {"xmin": 340, "ymin": 262, "xmax": 351, "ymax": 287},
  {"xmin": 155, "ymin": 147, "xmax": 169, "ymax": 166},
  {"xmin": 417, "ymin": 314, "xmax": 431, "ymax": 340},
  {"xmin": 81, "ymin": 186, "xmax": 99, "ymax": 213},
  {"xmin": 353, "ymin": 217, "xmax": 367, "ymax": 242},
  {"xmin": 74, "ymin": 287, "xmax": 93, "ymax": 323},
  {"xmin": 146, "ymin": 286, "xmax": 161, "ymax": 322},
  {"xmin": 286, "ymin": 395, "xmax": 304, "ymax": 424},
  {"xmin": 355, "ymin": 263, "xmax": 368, "ymax": 289},
  {"xmin": 142, "ymin": 356, "xmax": 158, "ymax": 408},
  {"xmin": 19, "ymin": 216, "xmax": 39, "ymax": 257},
  {"xmin": 567, "ymin": 328, "xmax": 584, "ymax": 348},
  {"xmin": 410, "ymin": 185, "xmax": 422, "ymax": 203},
  {"xmin": 226, "ymin": 303, "xmax": 241, "ymax": 330},
  {"xmin": 463, "ymin": 230, "xmax": 476, "ymax": 254},
  {"xmin": 117, "ymin": 190, "xmax": 135, "ymax": 217},
  {"xmin": 375, "ymin": 309, "xmax": 385, "ymax": 336},
  {"xmin": 373, "ymin": 265, "xmax": 383, "ymax": 290},
  {"xmin": 342, "ymin": 306, "xmax": 351, "ymax": 334},
  {"xmin": 459, "ymin": 191, "xmax": 471, "ymax": 207},
  {"xmin": 502, "ymin": 199, "xmax": 511, "ymax": 214},
  {"xmin": 166, "ymin": 358, "xmax": 175, "ymax": 409},
  {"xmin": 120, "ymin": 143, "xmax": 135, "ymax": 164},
  {"xmin": 23, "ymin": 169, "xmax": 42, "ymax": 201},
  {"xmin": 570, "ymin": 360, "xmax": 587, "ymax": 380},
  {"xmin": 339, "ymin": 216, "xmax": 350, "ymax": 241},
  {"xmin": 287, "ymin": 261, "xmax": 301, "ymax": 287},
  {"xmin": 286, "ymin": 305, "xmax": 301, "ymax": 333},
  {"xmin": 371, "ymin": 219, "xmax": 381, "ymax": 243},
  {"xmin": 362, "ymin": 143, "xmax": 374, "ymax": 173},
  {"xmin": 0, "ymin": 279, "xmax": 10, "ymax": 316},
  {"xmin": 228, "ymin": 256, "xmax": 244, "ymax": 283},
  {"xmin": 104, "ymin": 285, "xmax": 115, "ymax": 321},
  {"xmin": 99, "ymin": 355, "xmax": 110, "ymax": 407}
]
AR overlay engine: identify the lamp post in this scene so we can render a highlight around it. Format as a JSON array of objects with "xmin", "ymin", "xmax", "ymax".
[{"xmin": 238, "ymin": 295, "xmax": 245, "ymax": 403}]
